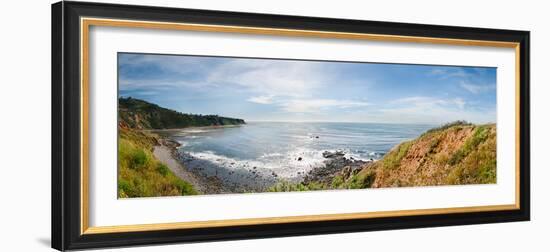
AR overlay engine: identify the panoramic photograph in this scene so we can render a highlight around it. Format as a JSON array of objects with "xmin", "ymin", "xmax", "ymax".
[{"xmin": 117, "ymin": 52, "xmax": 497, "ymax": 198}]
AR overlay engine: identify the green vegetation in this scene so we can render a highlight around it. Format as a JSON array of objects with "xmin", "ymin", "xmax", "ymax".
[
  {"xmin": 118, "ymin": 127, "xmax": 197, "ymax": 198},
  {"xmin": 331, "ymin": 169, "xmax": 376, "ymax": 189},
  {"xmin": 382, "ymin": 141, "xmax": 413, "ymax": 170},
  {"xmin": 446, "ymin": 125, "xmax": 496, "ymax": 184},
  {"xmin": 268, "ymin": 180, "xmax": 327, "ymax": 192},
  {"xmin": 423, "ymin": 120, "xmax": 473, "ymax": 135},
  {"xmin": 448, "ymin": 125, "xmax": 490, "ymax": 165},
  {"xmin": 119, "ymin": 97, "xmax": 245, "ymax": 129}
]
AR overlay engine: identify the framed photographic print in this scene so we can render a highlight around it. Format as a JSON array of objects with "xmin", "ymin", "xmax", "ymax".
[{"xmin": 51, "ymin": 1, "xmax": 530, "ymax": 250}]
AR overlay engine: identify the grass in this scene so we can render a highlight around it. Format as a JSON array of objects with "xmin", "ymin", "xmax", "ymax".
[
  {"xmin": 382, "ymin": 141, "xmax": 413, "ymax": 170},
  {"xmin": 331, "ymin": 175, "xmax": 345, "ymax": 188},
  {"xmin": 118, "ymin": 128, "xmax": 198, "ymax": 198},
  {"xmin": 331, "ymin": 169, "xmax": 376, "ymax": 189},
  {"xmin": 448, "ymin": 125, "xmax": 490, "ymax": 165},
  {"xmin": 446, "ymin": 125, "xmax": 496, "ymax": 184},
  {"xmin": 118, "ymin": 125, "xmax": 158, "ymax": 150},
  {"xmin": 270, "ymin": 168, "xmax": 377, "ymax": 192},
  {"xmin": 268, "ymin": 180, "xmax": 327, "ymax": 192},
  {"xmin": 428, "ymin": 137, "xmax": 441, "ymax": 154},
  {"xmin": 423, "ymin": 120, "xmax": 473, "ymax": 135}
]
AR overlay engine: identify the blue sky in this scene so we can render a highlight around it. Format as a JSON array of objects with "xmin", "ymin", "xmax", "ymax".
[{"xmin": 119, "ymin": 53, "xmax": 496, "ymax": 124}]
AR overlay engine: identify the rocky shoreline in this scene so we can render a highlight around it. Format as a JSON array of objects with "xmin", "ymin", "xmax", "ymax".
[
  {"xmin": 158, "ymin": 136, "xmax": 278, "ymax": 194},
  {"xmin": 160, "ymin": 132, "xmax": 376, "ymax": 193},
  {"xmin": 303, "ymin": 151, "xmax": 374, "ymax": 186},
  {"xmin": 155, "ymin": 137, "xmax": 231, "ymax": 194},
  {"xmin": 174, "ymin": 150, "xmax": 278, "ymax": 193},
  {"xmin": 154, "ymin": 121, "xmax": 497, "ymax": 194}
]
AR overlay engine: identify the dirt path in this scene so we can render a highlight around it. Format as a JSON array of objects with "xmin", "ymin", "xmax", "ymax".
[
  {"xmin": 153, "ymin": 146, "xmax": 208, "ymax": 193},
  {"xmin": 153, "ymin": 145, "xmax": 227, "ymax": 194}
]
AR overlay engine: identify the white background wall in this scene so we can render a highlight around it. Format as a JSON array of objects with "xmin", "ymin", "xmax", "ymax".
[{"xmin": 0, "ymin": 0, "xmax": 547, "ymax": 251}]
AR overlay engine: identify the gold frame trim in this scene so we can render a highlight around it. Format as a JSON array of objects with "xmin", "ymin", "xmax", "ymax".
[{"xmin": 80, "ymin": 17, "xmax": 522, "ymax": 235}]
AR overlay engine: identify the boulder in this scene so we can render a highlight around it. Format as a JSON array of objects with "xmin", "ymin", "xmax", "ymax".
[{"xmin": 322, "ymin": 151, "xmax": 345, "ymax": 158}]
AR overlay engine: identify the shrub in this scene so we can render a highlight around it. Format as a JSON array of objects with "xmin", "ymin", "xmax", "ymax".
[
  {"xmin": 446, "ymin": 125, "xmax": 496, "ymax": 184},
  {"xmin": 118, "ymin": 178, "xmax": 132, "ymax": 196},
  {"xmin": 448, "ymin": 126, "xmax": 489, "ymax": 165},
  {"xmin": 331, "ymin": 175, "xmax": 345, "ymax": 188},
  {"xmin": 156, "ymin": 163, "xmax": 170, "ymax": 176},
  {"xmin": 341, "ymin": 170, "xmax": 376, "ymax": 189},
  {"xmin": 424, "ymin": 120, "xmax": 472, "ymax": 135},
  {"xmin": 383, "ymin": 141, "xmax": 412, "ymax": 170},
  {"xmin": 428, "ymin": 137, "xmax": 441, "ymax": 154},
  {"xmin": 173, "ymin": 179, "xmax": 198, "ymax": 196},
  {"xmin": 268, "ymin": 180, "xmax": 326, "ymax": 192},
  {"xmin": 130, "ymin": 149, "xmax": 148, "ymax": 170}
]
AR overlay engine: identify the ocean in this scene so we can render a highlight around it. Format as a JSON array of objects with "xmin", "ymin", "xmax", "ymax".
[{"xmin": 156, "ymin": 122, "xmax": 433, "ymax": 190}]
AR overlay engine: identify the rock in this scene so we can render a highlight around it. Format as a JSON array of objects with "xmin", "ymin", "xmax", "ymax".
[
  {"xmin": 322, "ymin": 151, "xmax": 345, "ymax": 159},
  {"xmin": 301, "ymin": 151, "xmax": 373, "ymax": 186},
  {"xmin": 158, "ymin": 138, "xmax": 181, "ymax": 149},
  {"xmin": 341, "ymin": 166, "xmax": 352, "ymax": 179}
]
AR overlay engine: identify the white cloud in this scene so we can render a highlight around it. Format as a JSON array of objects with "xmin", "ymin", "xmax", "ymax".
[
  {"xmin": 451, "ymin": 98, "xmax": 466, "ymax": 109},
  {"xmin": 428, "ymin": 68, "xmax": 495, "ymax": 95},
  {"xmin": 429, "ymin": 69, "xmax": 446, "ymax": 75},
  {"xmin": 393, "ymin": 96, "xmax": 464, "ymax": 107},
  {"xmin": 119, "ymin": 53, "xmax": 213, "ymax": 76},
  {"xmin": 279, "ymin": 99, "xmax": 369, "ymax": 113},
  {"xmin": 207, "ymin": 59, "xmax": 332, "ymax": 97},
  {"xmin": 429, "ymin": 68, "xmax": 470, "ymax": 79},
  {"xmin": 247, "ymin": 95, "xmax": 275, "ymax": 104},
  {"xmin": 391, "ymin": 96, "xmax": 447, "ymax": 107},
  {"xmin": 451, "ymin": 97, "xmax": 466, "ymax": 109},
  {"xmin": 459, "ymin": 81, "xmax": 495, "ymax": 94},
  {"xmin": 392, "ymin": 96, "xmax": 465, "ymax": 110},
  {"xmin": 379, "ymin": 96, "xmax": 495, "ymax": 124},
  {"xmin": 119, "ymin": 53, "xmax": 497, "ymax": 124},
  {"xmin": 246, "ymin": 96, "xmax": 370, "ymax": 113}
]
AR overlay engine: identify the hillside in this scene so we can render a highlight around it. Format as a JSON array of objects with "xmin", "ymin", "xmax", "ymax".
[
  {"xmin": 373, "ymin": 122, "xmax": 496, "ymax": 187},
  {"xmin": 119, "ymin": 97, "xmax": 245, "ymax": 129},
  {"xmin": 273, "ymin": 121, "xmax": 497, "ymax": 192},
  {"xmin": 118, "ymin": 124, "xmax": 197, "ymax": 198}
]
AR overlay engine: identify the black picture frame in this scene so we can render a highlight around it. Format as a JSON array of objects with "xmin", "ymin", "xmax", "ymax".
[{"xmin": 52, "ymin": 1, "xmax": 530, "ymax": 251}]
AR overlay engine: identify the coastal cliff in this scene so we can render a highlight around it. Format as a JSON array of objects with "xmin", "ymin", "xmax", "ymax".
[{"xmin": 119, "ymin": 97, "xmax": 245, "ymax": 129}]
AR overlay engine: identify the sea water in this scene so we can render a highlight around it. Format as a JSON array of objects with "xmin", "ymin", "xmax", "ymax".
[{"xmin": 161, "ymin": 122, "xmax": 433, "ymax": 186}]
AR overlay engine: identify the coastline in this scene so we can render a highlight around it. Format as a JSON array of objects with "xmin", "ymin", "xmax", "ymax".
[
  {"xmin": 303, "ymin": 151, "xmax": 373, "ymax": 186},
  {"xmin": 149, "ymin": 121, "xmax": 496, "ymax": 194},
  {"xmin": 157, "ymin": 130, "xmax": 374, "ymax": 193}
]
